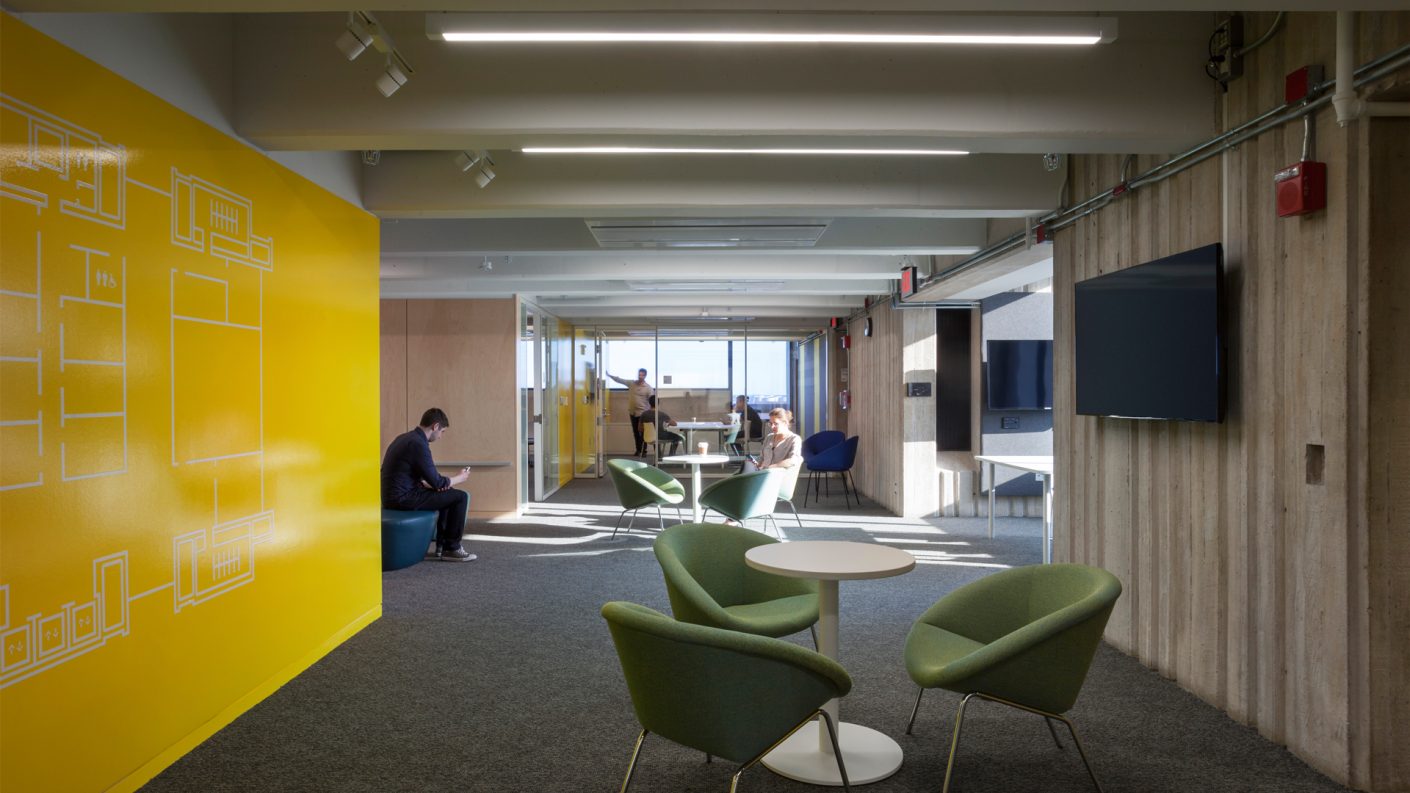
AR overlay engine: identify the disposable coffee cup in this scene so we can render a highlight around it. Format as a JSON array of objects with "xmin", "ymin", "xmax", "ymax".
[{"xmin": 696, "ymin": 442, "xmax": 708, "ymax": 455}]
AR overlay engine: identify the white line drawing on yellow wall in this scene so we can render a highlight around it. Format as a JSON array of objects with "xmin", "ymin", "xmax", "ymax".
[
  {"xmin": 58, "ymin": 244, "xmax": 128, "ymax": 482},
  {"xmin": 0, "ymin": 554, "xmax": 129, "ymax": 689},
  {"xmin": 0, "ymin": 95, "xmax": 279, "ymax": 689},
  {"xmin": 0, "ymin": 229, "xmax": 44, "ymax": 491},
  {"xmin": 0, "ymin": 94, "xmax": 125, "ymax": 228},
  {"xmin": 171, "ymin": 168, "xmax": 273, "ymax": 271}
]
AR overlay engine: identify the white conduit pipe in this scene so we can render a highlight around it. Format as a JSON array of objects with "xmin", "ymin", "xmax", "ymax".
[{"xmin": 1334, "ymin": 11, "xmax": 1410, "ymax": 124}]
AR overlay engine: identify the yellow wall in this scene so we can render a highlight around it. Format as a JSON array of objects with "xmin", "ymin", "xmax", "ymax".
[
  {"xmin": 0, "ymin": 15, "xmax": 382, "ymax": 792},
  {"xmin": 554, "ymin": 318, "xmax": 574, "ymax": 487},
  {"xmin": 572, "ymin": 327, "xmax": 596, "ymax": 475}
]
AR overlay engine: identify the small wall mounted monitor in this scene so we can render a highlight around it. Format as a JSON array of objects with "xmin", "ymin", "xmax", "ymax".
[
  {"xmin": 986, "ymin": 340, "xmax": 1053, "ymax": 410},
  {"xmin": 1074, "ymin": 243, "xmax": 1226, "ymax": 422}
]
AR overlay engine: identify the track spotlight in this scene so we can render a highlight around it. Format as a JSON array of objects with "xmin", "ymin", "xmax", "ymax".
[
  {"xmin": 473, "ymin": 160, "xmax": 496, "ymax": 188},
  {"xmin": 376, "ymin": 53, "xmax": 412, "ymax": 97},
  {"xmin": 336, "ymin": 12, "xmax": 376, "ymax": 60},
  {"xmin": 452, "ymin": 150, "xmax": 497, "ymax": 187},
  {"xmin": 454, "ymin": 149, "xmax": 487, "ymax": 172}
]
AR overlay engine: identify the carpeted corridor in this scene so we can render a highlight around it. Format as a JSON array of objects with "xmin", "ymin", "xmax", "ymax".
[{"xmin": 142, "ymin": 467, "xmax": 1351, "ymax": 792}]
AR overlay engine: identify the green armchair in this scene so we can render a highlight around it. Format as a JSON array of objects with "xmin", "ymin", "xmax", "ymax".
[
  {"xmin": 654, "ymin": 523, "xmax": 819, "ymax": 642},
  {"xmin": 697, "ymin": 468, "xmax": 784, "ymax": 537},
  {"xmin": 601, "ymin": 601, "xmax": 852, "ymax": 792},
  {"xmin": 607, "ymin": 458, "xmax": 686, "ymax": 539},
  {"xmin": 903, "ymin": 563, "xmax": 1122, "ymax": 792}
]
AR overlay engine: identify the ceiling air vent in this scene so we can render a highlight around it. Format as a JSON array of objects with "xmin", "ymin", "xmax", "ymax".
[{"xmin": 586, "ymin": 218, "xmax": 830, "ymax": 249}]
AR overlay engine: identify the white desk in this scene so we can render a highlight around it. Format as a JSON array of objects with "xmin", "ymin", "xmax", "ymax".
[
  {"xmin": 974, "ymin": 455, "xmax": 1054, "ymax": 564},
  {"xmin": 745, "ymin": 541, "xmax": 916, "ymax": 786},
  {"xmin": 661, "ymin": 453, "xmax": 731, "ymax": 522},
  {"xmin": 672, "ymin": 421, "xmax": 732, "ymax": 453}
]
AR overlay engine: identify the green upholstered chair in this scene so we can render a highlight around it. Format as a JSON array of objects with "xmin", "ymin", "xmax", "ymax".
[
  {"xmin": 601, "ymin": 601, "xmax": 852, "ymax": 793},
  {"xmin": 607, "ymin": 458, "xmax": 686, "ymax": 539},
  {"xmin": 903, "ymin": 563, "xmax": 1123, "ymax": 793},
  {"xmin": 653, "ymin": 522, "xmax": 819, "ymax": 642},
  {"xmin": 697, "ymin": 468, "xmax": 784, "ymax": 537},
  {"xmin": 723, "ymin": 422, "xmax": 743, "ymax": 456}
]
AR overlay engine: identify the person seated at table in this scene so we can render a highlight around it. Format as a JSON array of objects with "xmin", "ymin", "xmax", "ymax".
[
  {"xmin": 741, "ymin": 407, "xmax": 802, "ymax": 474},
  {"xmin": 729, "ymin": 395, "xmax": 765, "ymax": 449},
  {"xmin": 640, "ymin": 396, "xmax": 684, "ymax": 457}
]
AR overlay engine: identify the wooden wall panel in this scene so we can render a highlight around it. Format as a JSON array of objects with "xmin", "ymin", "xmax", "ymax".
[
  {"xmin": 379, "ymin": 299, "xmax": 408, "ymax": 455},
  {"xmin": 1055, "ymin": 13, "xmax": 1409, "ymax": 790},
  {"xmin": 391, "ymin": 298, "xmax": 520, "ymax": 517}
]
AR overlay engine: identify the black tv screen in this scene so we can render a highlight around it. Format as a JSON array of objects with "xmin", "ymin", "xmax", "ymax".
[
  {"xmin": 986, "ymin": 340, "xmax": 1053, "ymax": 410},
  {"xmin": 1074, "ymin": 243, "xmax": 1226, "ymax": 422}
]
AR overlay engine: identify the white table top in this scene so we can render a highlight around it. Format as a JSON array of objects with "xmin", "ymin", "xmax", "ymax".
[
  {"xmin": 661, "ymin": 453, "xmax": 732, "ymax": 465},
  {"xmin": 745, "ymin": 541, "xmax": 916, "ymax": 581},
  {"xmin": 674, "ymin": 421, "xmax": 732, "ymax": 430},
  {"xmin": 974, "ymin": 454, "xmax": 1054, "ymax": 476}
]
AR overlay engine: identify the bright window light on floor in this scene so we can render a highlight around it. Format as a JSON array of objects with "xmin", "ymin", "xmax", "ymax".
[{"xmin": 521, "ymin": 147, "xmax": 970, "ymax": 156}]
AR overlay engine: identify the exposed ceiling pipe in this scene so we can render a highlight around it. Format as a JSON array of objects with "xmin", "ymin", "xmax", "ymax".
[
  {"xmin": 1333, "ymin": 12, "xmax": 1410, "ymax": 124},
  {"xmin": 912, "ymin": 36, "xmax": 1410, "ymax": 297}
]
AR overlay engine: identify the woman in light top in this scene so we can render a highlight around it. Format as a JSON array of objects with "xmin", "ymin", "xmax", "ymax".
[{"xmin": 751, "ymin": 407, "xmax": 802, "ymax": 472}]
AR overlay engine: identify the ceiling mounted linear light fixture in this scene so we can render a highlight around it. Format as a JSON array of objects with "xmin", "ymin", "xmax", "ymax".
[
  {"xmin": 427, "ymin": 13, "xmax": 1116, "ymax": 46},
  {"xmin": 524, "ymin": 147, "xmax": 968, "ymax": 156}
]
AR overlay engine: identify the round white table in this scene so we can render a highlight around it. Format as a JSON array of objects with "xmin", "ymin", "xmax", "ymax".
[
  {"xmin": 745, "ymin": 541, "xmax": 917, "ymax": 786},
  {"xmin": 661, "ymin": 453, "xmax": 731, "ymax": 522}
]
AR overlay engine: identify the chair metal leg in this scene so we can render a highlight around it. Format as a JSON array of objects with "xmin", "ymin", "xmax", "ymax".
[
  {"xmin": 733, "ymin": 707, "xmax": 850, "ymax": 793},
  {"xmin": 846, "ymin": 471, "xmax": 859, "ymax": 508},
  {"xmin": 942, "ymin": 692, "xmax": 1106, "ymax": 793},
  {"xmin": 780, "ymin": 498, "xmax": 804, "ymax": 529},
  {"xmin": 809, "ymin": 624, "xmax": 818, "ymax": 650},
  {"xmin": 817, "ymin": 709, "xmax": 852, "ymax": 791},
  {"xmin": 611, "ymin": 508, "xmax": 632, "ymax": 539},
  {"xmin": 1044, "ymin": 716, "xmax": 1064, "ymax": 749},
  {"xmin": 619, "ymin": 729, "xmax": 649, "ymax": 793},
  {"xmin": 656, "ymin": 504, "xmax": 665, "ymax": 531},
  {"xmin": 940, "ymin": 692, "xmax": 979, "ymax": 793},
  {"xmin": 1056, "ymin": 713, "xmax": 1105, "ymax": 793},
  {"xmin": 905, "ymin": 687, "xmax": 925, "ymax": 734}
]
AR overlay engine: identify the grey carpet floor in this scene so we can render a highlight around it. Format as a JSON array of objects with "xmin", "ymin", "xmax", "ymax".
[{"xmin": 143, "ymin": 463, "xmax": 1350, "ymax": 793}]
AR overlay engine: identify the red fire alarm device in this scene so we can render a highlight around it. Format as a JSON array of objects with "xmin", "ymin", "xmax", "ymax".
[
  {"xmin": 899, "ymin": 265, "xmax": 918, "ymax": 298},
  {"xmin": 1274, "ymin": 160, "xmax": 1327, "ymax": 217},
  {"xmin": 840, "ymin": 334, "xmax": 851, "ymax": 349},
  {"xmin": 829, "ymin": 317, "xmax": 845, "ymax": 330}
]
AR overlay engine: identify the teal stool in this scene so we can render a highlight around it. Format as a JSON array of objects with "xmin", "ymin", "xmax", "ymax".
[{"xmin": 381, "ymin": 509, "xmax": 437, "ymax": 571}]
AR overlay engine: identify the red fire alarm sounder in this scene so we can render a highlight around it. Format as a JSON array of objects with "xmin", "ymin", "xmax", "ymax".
[{"xmin": 1274, "ymin": 161, "xmax": 1327, "ymax": 217}]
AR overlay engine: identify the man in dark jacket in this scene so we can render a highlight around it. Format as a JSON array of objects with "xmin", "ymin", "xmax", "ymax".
[{"xmin": 381, "ymin": 408, "xmax": 475, "ymax": 561}]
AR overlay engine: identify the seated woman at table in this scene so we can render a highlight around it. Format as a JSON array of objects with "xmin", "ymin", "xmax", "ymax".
[
  {"xmin": 640, "ymin": 396, "xmax": 683, "ymax": 457},
  {"xmin": 743, "ymin": 407, "xmax": 802, "ymax": 473}
]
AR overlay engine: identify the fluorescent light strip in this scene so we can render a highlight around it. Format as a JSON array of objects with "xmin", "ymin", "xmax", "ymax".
[
  {"xmin": 428, "ymin": 14, "xmax": 1118, "ymax": 47},
  {"xmin": 523, "ymin": 147, "xmax": 969, "ymax": 156},
  {"xmin": 441, "ymin": 32, "xmax": 1100, "ymax": 45}
]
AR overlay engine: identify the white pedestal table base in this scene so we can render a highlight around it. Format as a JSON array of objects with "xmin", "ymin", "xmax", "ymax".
[{"xmin": 761, "ymin": 721, "xmax": 904, "ymax": 786}]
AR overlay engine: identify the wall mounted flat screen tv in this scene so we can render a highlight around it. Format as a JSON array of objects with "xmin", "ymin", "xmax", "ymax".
[
  {"xmin": 1074, "ymin": 243, "xmax": 1226, "ymax": 422},
  {"xmin": 986, "ymin": 340, "xmax": 1053, "ymax": 410}
]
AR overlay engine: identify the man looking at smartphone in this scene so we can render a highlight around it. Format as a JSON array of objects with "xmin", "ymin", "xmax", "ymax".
[{"xmin": 381, "ymin": 407, "xmax": 475, "ymax": 562}]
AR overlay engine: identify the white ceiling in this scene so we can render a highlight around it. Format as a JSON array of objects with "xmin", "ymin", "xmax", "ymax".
[{"xmin": 15, "ymin": 3, "xmax": 1250, "ymax": 330}]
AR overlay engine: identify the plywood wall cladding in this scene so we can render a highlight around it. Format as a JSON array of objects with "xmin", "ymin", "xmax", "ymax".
[
  {"xmin": 1053, "ymin": 12, "xmax": 1410, "ymax": 790},
  {"xmin": 844, "ymin": 300, "xmax": 940, "ymax": 518},
  {"xmin": 379, "ymin": 298, "xmax": 520, "ymax": 517}
]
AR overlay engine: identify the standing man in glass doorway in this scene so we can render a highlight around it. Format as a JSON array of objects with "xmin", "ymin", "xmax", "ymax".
[{"xmin": 609, "ymin": 368, "xmax": 655, "ymax": 456}]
